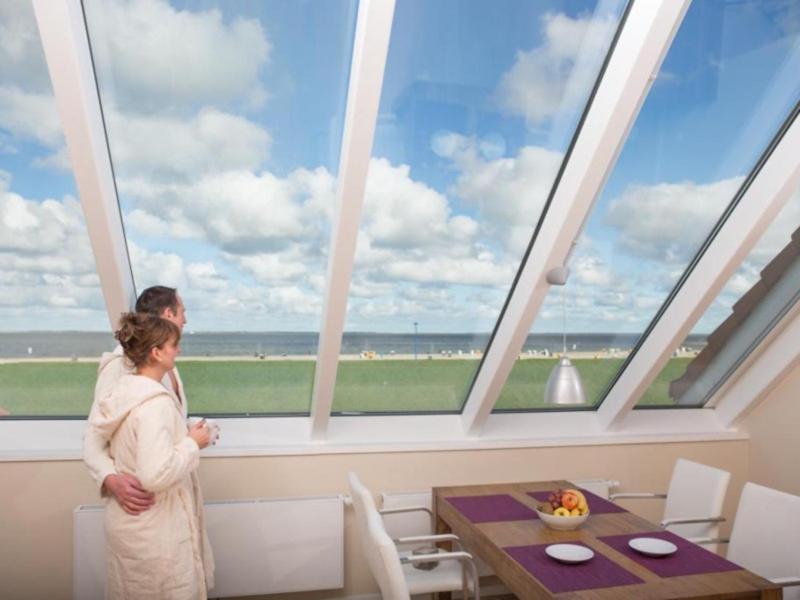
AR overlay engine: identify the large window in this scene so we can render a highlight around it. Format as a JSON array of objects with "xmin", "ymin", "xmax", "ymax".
[
  {"xmin": 639, "ymin": 189, "xmax": 800, "ymax": 408},
  {"xmin": 0, "ymin": 0, "xmax": 110, "ymax": 417},
  {"xmin": 332, "ymin": 0, "xmax": 628, "ymax": 414},
  {"xmin": 83, "ymin": 0, "xmax": 358, "ymax": 415},
  {"xmin": 495, "ymin": 0, "xmax": 800, "ymax": 411}
]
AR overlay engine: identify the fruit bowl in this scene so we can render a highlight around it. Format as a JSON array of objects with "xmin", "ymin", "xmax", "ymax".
[
  {"xmin": 536, "ymin": 507, "xmax": 590, "ymax": 531},
  {"xmin": 536, "ymin": 488, "xmax": 591, "ymax": 530}
]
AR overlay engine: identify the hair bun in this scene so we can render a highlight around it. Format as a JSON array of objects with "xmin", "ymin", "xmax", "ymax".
[{"xmin": 114, "ymin": 312, "xmax": 180, "ymax": 367}]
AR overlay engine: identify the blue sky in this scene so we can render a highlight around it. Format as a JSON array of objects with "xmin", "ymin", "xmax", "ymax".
[{"xmin": 1, "ymin": 0, "xmax": 799, "ymax": 340}]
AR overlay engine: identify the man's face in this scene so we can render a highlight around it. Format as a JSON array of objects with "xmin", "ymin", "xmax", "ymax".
[{"xmin": 162, "ymin": 294, "xmax": 187, "ymax": 331}]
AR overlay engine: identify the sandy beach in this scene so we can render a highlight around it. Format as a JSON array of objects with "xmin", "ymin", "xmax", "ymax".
[{"xmin": 0, "ymin": 347, "xmax": 702, "ymax": 365}]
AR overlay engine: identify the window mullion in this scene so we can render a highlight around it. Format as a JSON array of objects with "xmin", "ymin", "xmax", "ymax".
[
  {"xmin": 309, "ymin": 0, "xmax": 396, "ymax": 439},
  {"xmin": 460, "ymin": 0, "xmax": 691, "ymax": 436}
]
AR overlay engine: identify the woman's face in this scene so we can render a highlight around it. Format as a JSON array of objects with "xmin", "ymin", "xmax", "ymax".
[{"xmin": 152, "ymin": 336, "xmax": 181, "ymax": 370}]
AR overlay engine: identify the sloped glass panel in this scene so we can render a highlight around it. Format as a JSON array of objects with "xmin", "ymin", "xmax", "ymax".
[
  {"xmin": 495, "ymin": 0, "xmax": 800, "ymax": 411},
  {"xmin": 639, "ymin": 189, "xmax": 800, "ymax": 408},
  {"xmin": 0, "ymin": 0, "xmax": 110, "ymax": 417},
  {"xmin": 83, "ymin": 0, "xmax": 357, "ymax": 415},
  {"xmin": 333, "ymin": 0, "xmax": 628, "ymax": 414}
]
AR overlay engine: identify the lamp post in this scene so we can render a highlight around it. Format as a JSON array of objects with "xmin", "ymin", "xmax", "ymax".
[{"xmin": 413, "ymin": 321, "xmax": 418, "ymax": 361}]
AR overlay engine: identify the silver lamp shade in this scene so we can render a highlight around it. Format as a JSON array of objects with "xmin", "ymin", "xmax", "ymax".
[{"xmin": 544, "ymin": 356, "xmax": 587, "ymax": 405}]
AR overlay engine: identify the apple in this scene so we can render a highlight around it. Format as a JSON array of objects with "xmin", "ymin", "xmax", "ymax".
[{"xmin": 561, "ymin": 491, "xmax": 579, "ymax": 511}]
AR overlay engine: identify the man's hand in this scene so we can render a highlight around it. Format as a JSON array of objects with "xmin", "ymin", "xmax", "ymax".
[{"xmin": 103, "ymin": 473, "xmax": 155, "ymax": 515}]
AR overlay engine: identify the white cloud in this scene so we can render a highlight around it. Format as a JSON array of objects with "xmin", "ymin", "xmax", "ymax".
[
  {"xmin": 496, "ymin": 12, "xmax": 618, "ymax": 127},
  {"xmin": 437, "ymin": 133, "xmax": 563, "ymax": 254},
  {"xmin": 0, "ymin": 86, "xmax": 63, "ymax": 148},
  {"xmin": 127, "ymin": 243, "xmax": 188, "ymax": 291},
  {"xmin": 0, "ymin": 0, "xmax": 275, "ymax": 179},
  {"xmin": 571, "ymin": 255, "xmax": 613, "ymax": 287},
  {"xmin": 548, "ymin": 184, "xmax": 800, "ymax": 333},
  {"xmin": 382, "ymin": 255, "xmax": 514, "ymax": 287},
  {"xmin": 84, "ymin": 0, "xmax": 270, "ymax": 112},
  {"xmin": 0, "ymin": 2, "xmax": 70, "ymax": 170},
  {"xmin": 106, "ymin": 107, "xmax": 271, "ymax": 181},
  {"xmin": 185, "ymin": 262, "xmax": 227, "ymax": 292},
  {"xmin": 230, "ymin": 252, "xmax": 311, "ymax": 283},
  {"xmin": 0, "ymin": 0, "xmax": 52, "ymax": 94},
  {"xmin": 362, "ymin": 158, "xmax": 479, "ymax": 251},
  {"xmin": 264, "ymin": 285, "xmax": 321, "ymax": 317},
  {"xmin": 126, "ymin": 209, "xmax": 171, "ymax": 238},
  {"xmin": 0, "ymin": 178, "xmax": 106, "ymax": 323},
  {"xmin": 0, "ymin": 183, "xmax": 91, "ymax": 263},
  {"xmin": 605, "ymin": 176, "xmax": 745, "ymax": 262},
  {"xmin": 121, "ymin": 165, "xmax": 335, "ymax": 253},
  {"xmin": 127, "ymin": 241, "xmax": 323, "ymax": 325}
]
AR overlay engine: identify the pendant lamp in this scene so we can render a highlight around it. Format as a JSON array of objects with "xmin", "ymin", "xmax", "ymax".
[{"xmin": 544, "ymin": 275, "xmax": 586, "ymax": 405}]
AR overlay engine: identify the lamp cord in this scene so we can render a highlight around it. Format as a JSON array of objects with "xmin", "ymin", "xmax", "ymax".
[{"xmin": 562, "ymin": 285, "xmax": 567, "ymax": 356}]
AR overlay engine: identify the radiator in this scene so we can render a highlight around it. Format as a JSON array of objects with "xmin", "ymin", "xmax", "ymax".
[{"xmin": 74, "ymin": 495, "xmax": 344, "ymax": 599}]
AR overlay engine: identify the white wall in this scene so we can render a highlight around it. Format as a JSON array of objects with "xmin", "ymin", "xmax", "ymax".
[
  {"xmin": 0, "ymin": 439, "xmax": 749, "ymax": 600},
  {"xmin": 741, "ymin": 360, "xmax": 800, "ymax": 496}
]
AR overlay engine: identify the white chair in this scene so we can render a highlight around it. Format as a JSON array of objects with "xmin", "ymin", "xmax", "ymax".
[
  {"xmin": 348, "ymin": 473, "xmax": 479, "ymax": 600},
  {"xmin": 724, "ymin": 483, "xmax": 800, "ymax": 599},
  {"xmin": 610, "ymin": 459, "xmax": 730, "ymax": 548},
  {"xmin": 380, "ymin": 490, "xmax": 508, "ymax": 590}
]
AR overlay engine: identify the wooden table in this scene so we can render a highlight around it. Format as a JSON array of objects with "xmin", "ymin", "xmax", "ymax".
[{"xmin": 433, "ymin": 480, "xmax": 781, "ymax": 600}]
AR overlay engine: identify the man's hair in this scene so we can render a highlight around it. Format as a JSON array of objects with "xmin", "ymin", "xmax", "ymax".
[{"xmin": 135, "ymin": 286, "xmax": 179, "ymax": 317}]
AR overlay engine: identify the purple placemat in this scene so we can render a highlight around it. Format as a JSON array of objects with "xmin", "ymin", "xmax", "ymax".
[
  {"xmin": 528, "ymin": 489, "xmax": 627, "ymax": 515},
  {"xmin": 504, "ymin": 542, "xmax": 644, "ymax": 594},
  {"xmin": 598, "ymin": 530, "xmax": 743, "ymax": 577},
  {"xmin": 445, "ymin": 494, "xmax": 537, "ymax": 523}
]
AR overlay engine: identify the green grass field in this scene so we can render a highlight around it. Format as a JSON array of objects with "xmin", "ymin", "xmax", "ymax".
[{"xmin": 0, "ymin": 357, "xmax": 693, "ymax": 416}]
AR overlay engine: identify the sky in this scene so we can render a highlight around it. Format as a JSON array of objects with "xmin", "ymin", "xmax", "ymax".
[{"xmin": 1, "ymin": 0, "xmax": 799, "ymax": 339}]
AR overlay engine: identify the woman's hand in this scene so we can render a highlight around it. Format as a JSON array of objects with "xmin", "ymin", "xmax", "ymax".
[{"xmin": 188, "ymin": 419, "xmax": 212, "ymax": 449}]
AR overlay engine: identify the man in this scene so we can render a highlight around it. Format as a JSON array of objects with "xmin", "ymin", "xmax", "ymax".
[{"xmin": 83, "ymin": 286, "xmax": 197, "ymax": 515}]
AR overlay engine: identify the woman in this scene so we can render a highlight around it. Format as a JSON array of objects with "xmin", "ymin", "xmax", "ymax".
[{"xmin": 93, "ymin": 313, "xmax": 215, "ymax": 599}]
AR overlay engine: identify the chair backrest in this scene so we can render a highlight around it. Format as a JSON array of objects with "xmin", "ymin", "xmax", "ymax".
[
  {"xmin": 568, "ymin": 478, "xmax": 617, "ymax": 500},
  {"xmin": 663, "ymin": 459, "xmax": 730, "ymax": 542},
  {"xmin": 380, "ymin": 491, "xmax": 432, "ymax": 539},
  {"xmin": 728, "ymin": 482, "xmax": 800, "ymax": 600},
  {"xmin": 348, "ymin": 473, "xmax": 410, "ymax": 600}
]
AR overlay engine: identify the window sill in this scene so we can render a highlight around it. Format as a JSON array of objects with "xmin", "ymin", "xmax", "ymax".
[{"xmin": 0, "ymin": 409, "xmax": 747, "ymax": 462}]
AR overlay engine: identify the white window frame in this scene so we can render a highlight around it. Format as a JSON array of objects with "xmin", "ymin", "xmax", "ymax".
[
  {"xmin": 597, "ymin": 104, "xmax": 800, "ymax": 428},
  {"xmin": 310, "ymin": 0, "xmax": 396, "ymax": 440},
  {"xmin": 2, "ymin": 0, "xmax": 791, "ymax": 461}
]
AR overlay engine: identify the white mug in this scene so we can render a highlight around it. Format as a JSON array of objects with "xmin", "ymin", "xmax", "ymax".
[{"xmin": 188, "ymin": 417, "xmax": 221, "ymax": 445}]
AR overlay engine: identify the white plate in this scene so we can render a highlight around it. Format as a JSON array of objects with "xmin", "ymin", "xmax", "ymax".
[
  {"xmin": 628, "ymin": 537, "xmax": 678, "ymax": 557},
  {"xmin": 545, "ymin": 543, "xmax": 595, "ymax": 564}
]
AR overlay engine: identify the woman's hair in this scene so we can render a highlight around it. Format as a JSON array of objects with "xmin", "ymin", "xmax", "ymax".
[{"xmin": 115, "ymin": 312, "xmax": 181, "ymax": 367}]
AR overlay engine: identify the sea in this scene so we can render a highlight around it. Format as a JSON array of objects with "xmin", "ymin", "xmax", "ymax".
[{"xmin": 0, "ymin": 331, "xmax": 709, "ymax": 359}]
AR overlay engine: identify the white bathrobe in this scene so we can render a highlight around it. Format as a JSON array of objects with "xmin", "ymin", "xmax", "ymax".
[
  {"xmin": 84, "ymin": 348, "xmax": 188, "ymax": 491},
  {"xmin": 93, "ymin": 373, "xmax": 214, "ymax": 600}
]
